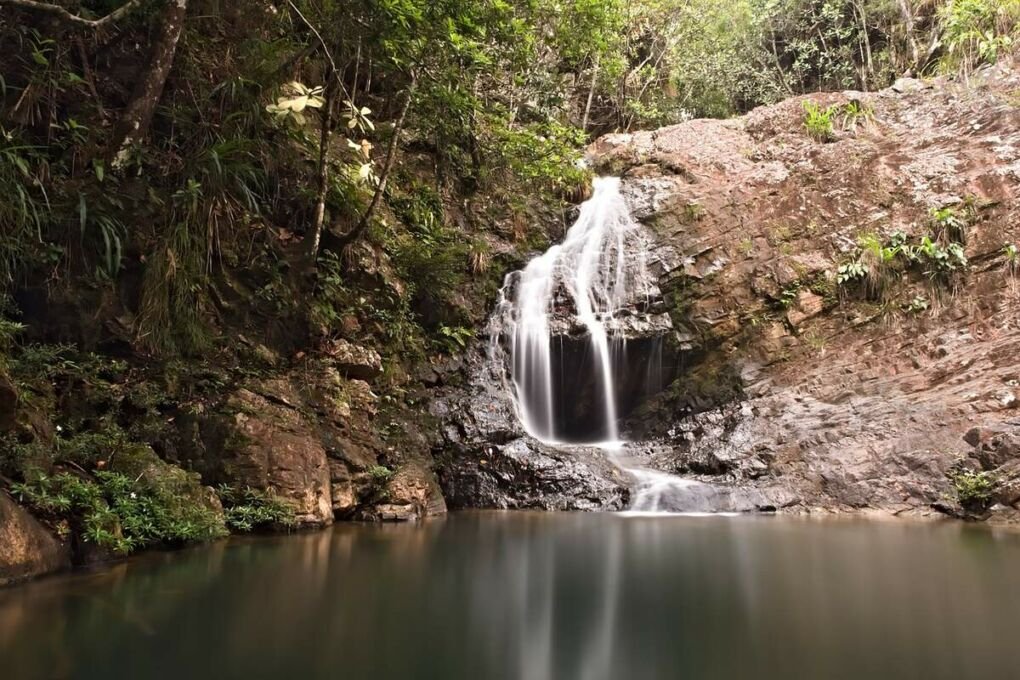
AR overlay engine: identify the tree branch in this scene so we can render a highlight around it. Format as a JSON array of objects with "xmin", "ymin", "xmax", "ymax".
[
  {"xmin": 0, "ymin": 0, "xmax": 148, "ymax": 29},
  {"xmin": 334, "ymin": 71, "xmax": 417, "ymax": 249}
]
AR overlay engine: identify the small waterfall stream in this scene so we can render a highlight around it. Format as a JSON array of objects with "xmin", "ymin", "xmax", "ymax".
[{"xmin": 489, "ymin": 177, "xmax": 728, "ymax": 513}]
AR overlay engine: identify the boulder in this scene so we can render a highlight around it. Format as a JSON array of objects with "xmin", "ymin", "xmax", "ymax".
[
  {"xmin": 328, "ymin": 459, "xmax": 359, "ymax": 518},
  {"xmin": 786, "ymin": 290, "xmax": 825, "ymax": 328},
  {"xmin": 0, "ymin": 493, "xmax": 70, "ymax": 586},
  {"xmin": 324, "ymin": 339, "xmax": 383, "ymax": 380},
  {"xmin": 964, "ymin": 426, "xmax": 1020, "ymax": 471},
  {"xmin": 366, "ymin": 463, "xmax": 448, "ymax": 521},
  {"xmin": 440, "ymin": 437, "xmax": 629, "ymax": 511},
  {"xmin": 220, "ymin": 387, "xmax": 334, "ymax": 526}
]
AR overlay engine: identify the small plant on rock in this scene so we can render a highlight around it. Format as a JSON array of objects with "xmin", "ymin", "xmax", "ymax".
[
  {"xmin": 904, "ymin": 295, "xmax": 930, "ymax": 314},
  {"xmin": 803, "ymin": 101, "xmax": 837, "ymax": 142},
  {"xmin": 838, "ymin": 100, "xmax": 875, "ymax": 132},
  {"xmin": 931, "ymin": 205, "xmax": 971, "ymax": 244},
  {"xmin": 909, "ymin": 236, "xmax": 968, "ymax": 283},
  {"xmin": 1004, "ymin": 243, "xmax": 1019, "ymax": 275}
]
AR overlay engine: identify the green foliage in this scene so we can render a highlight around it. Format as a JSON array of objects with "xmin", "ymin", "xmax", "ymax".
[
  {"xmin": 939, "ymin": 0, "xmax": 1020, "ymax": 75},
  {"xmin": 838, "ymin": 100, "xmax": 875, "ymax": 132},
  {"xmin": 487, "ymin": 120, "xmax": 590, "ymax": 197},
  {"xmin": 837, "ymin": 233, "xmax": 902, "ymax": 298},
  {"xmin": 218, "ymin": 485, "xmax": 295, "ymax": 533},
  {"xmin": 435, "ymin": 324, "xmax": 475, "ymax": 352},
  {"xmin": 905, "ymin": 295, "xmax": 930, "ymax": 313},
  {"xmin": 837, "ymin": 223, "xmax": 971, "ymax": 301},
  {"xmin": 12, "ymin": 470, "xmax": 226, "ymax": 554},
  {"xmin": 0, "ymin": 128, "xmax": 51, "ymax": 284},
  {"xmin": 1005, "ymin": 243, "xmax": 1019, "ymax": 274},
  {"xmin": 803, "ymin": 102, "xmax": 837, "ymax": 142},
  {"xmin": 836, "ymin": 260, "xmax": 867, "ymax": 286},
  {"xmin": 908, "ymin": 236, "xmax": 969, "ymax": 282},
  {"xmin": 804, "ymin": 100, "xmax": 875, "ymax": 142},
  {"xmin": 387, "ymin": 183, "xmax": 469, "ymax": 314},
  {"xmin": 931, "ymin": 205, "xmax": 972, "ymax": 244},
  {"xmin": 950, "ymin": 468, "xmax": 997, "ymax": 511}
]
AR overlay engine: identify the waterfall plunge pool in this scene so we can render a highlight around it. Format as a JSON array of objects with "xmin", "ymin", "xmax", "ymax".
[{"xmin": 3, "ymin": 512, "xmax": 1020, "ymax": 680}]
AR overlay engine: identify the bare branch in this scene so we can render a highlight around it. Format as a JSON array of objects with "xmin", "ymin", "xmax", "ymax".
[{"xmin": 0, "ymin": 0, "xmax": 148, "ymax": 29}]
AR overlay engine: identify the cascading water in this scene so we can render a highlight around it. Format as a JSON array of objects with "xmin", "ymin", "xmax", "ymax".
[
  {"xmin": 489, "ymin": 177, "xmax": 652, "ymax": 446},
  {"xmin": 488, "ymin": 176, "xmax": 742, "ymax": 515}
]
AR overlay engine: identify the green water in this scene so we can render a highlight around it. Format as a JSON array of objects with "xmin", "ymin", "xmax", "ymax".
[{"xmin": 2, "ymin": 513, "xmax": 1019, "ymax": 679}]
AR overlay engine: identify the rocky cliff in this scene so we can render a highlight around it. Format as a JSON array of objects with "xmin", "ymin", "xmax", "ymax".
[
  {"xmin": 440, "ymin": 59, "xmax": 1020, "ymax": 521},
  {"xmin": 7, "ymin": 58, "xmax": 1020, "ymax": 587}
]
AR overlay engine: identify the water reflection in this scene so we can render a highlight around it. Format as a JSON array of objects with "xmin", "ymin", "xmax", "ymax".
[{"xmin": 2, "ymin": 514, "xmax": 1020, "ymax": 679}]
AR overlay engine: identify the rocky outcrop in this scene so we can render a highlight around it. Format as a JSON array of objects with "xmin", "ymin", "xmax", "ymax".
[
  {"xmin": 432, "ymin": 350, "xmax": 629, "ymax": 510},
  {"xmin": 323, "ymin": 339, "xmax": 383, "ymax": 380},
  {"xmin": 169, "ymin": 365, "xmax": 448, "ymax": 527},
  {"xmin": 587, "ymin": 60, "xmax": 1020, "ymax": 519},
  {"xmin": 365, "ymin": 463, "xmax": 448, "ymax": 521},
  {"xmin": 0, "ymin": 492, "xmax": 70, "ymax": 586},
  {"xmin": 441, "ymin": 436, "xmax": 629, "ymax": 511}
]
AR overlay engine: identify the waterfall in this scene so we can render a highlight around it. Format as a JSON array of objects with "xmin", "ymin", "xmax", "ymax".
[
  {"xmin": 489, "ymin": 177, "xmax": 651, "ymax": 446},
  {"xmin": 487, "ymin": 176, "xmax": 744, "ymax": 515}
]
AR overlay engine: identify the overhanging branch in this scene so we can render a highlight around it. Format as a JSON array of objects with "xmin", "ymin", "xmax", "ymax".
[{"xmin": 0, "ymin": 0, "xmax": 148, "ymax": 29}]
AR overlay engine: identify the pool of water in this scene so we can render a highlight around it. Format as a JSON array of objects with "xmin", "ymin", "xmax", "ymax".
[{"xmin": 2, "ymin": 512, "xmax": 1019, "ymax": 679}]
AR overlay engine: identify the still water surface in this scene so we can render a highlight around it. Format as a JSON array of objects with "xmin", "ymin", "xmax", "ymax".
[{"xmin": 3, "ymin": 512, "xmax": 1020, "ymax": 679}]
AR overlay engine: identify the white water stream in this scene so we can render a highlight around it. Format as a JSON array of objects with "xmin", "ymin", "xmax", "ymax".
[
  {"xmin": 489, "ymin": 177, "xmax": 726, "ymax": 513},
  {"xmin": 491, "ymin": 176, "xmax": 647, "ymax": 445}
]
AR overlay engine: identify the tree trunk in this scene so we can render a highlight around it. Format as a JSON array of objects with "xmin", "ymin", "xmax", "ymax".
[
  {"xmin": 108, "ymin": 0, "xmax": 188, "ymax": 170},
  {"xmin": 581, "ymin": 54, "xmax": 600, "ymax": 134},
  {"xmin": 897, "ymin": 0, "xmax": 920, "ymax": 70},
  {"xmin": 307, "ymin": 76, "xmax": 338, "ymax": 265}
]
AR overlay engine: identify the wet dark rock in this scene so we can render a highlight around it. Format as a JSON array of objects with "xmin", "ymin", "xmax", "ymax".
[
  {"xmin": 964, "ymin": 426, "xmax": 1020, "ymax": 470},
  {"xmin": 440, "ymin": 438, "xmax": 628, "ymax": 511},
  {"xmin": 433, "ymin": 348, "xmax": 628, "ymax": 511},
  {"xmin": 0, "ymin": 492, "xmax": 71, "ymax": 586},
  {"xmin": 0, "ymin": 374, "xmax": 17, "ymax": 431}
]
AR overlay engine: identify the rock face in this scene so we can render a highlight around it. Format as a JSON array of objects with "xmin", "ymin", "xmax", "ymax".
[
  {"xmin": 171, "ymin": 368, "xmax": 447, "ymax": 527},
  {"xmin": 324, "ymin": 339, "xmax": 383, "ymax": 380},
  {"xmin": 199, "ymin": 384, "xmax": 335, "ymax": 527},
  {"xmin": 432, "ymin": 346, "xmax": 630, "ymax": 510},
  {"xmin": 585, "ymin": 59, "xmax": 1020, "ymax": 518},
  {"xmin": 437, "ymin": 60, "xmax": 1020, "ymax": 518},
  {"xmin": 0, "ymin": 492, "xmax": 70, "ymax": 586}
]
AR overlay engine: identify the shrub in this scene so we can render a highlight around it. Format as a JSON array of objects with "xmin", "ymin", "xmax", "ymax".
[
  {"xmin": 218, "ymin": 485, "xmax": 295, "ymax": 532},
  {"xmin": 908, "ymin": 236, "xmax": 968, "ymax": 283},
  {"xmin": 950, "ymin": 469, "xmax": 997, "ymax": 512},
  {"xmin": 12, "ymin": 470, "xmax": 227, "ymax": 554}
]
